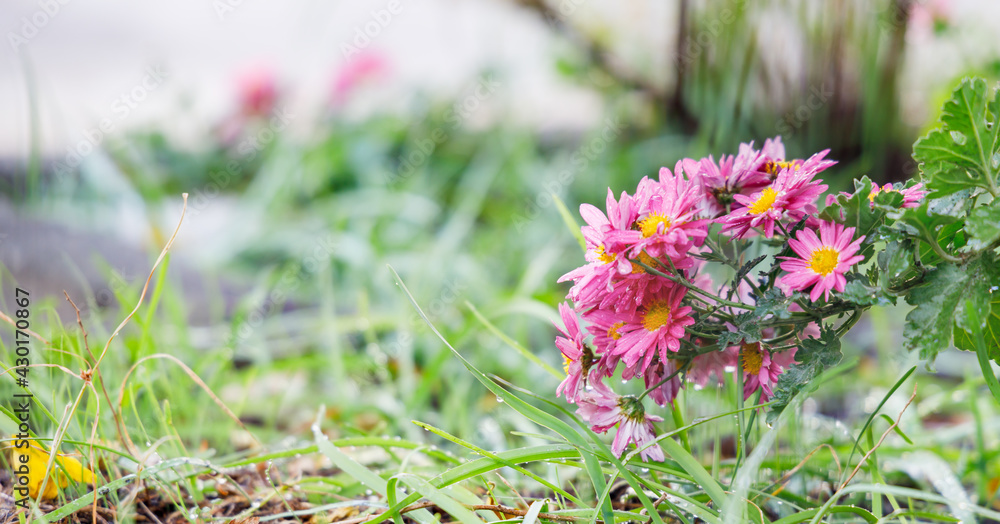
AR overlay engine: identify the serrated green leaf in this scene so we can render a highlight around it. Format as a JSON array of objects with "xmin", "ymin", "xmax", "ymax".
[
  {"xmin": 754, "ymin": 288, "xmax": 793, "ymax": 320},
  {"xmin": 895, "ymin": 199, "xmax": 963, "ymax": 265},
  {"xmin": 904, "ymin": 263, "xmax": 967, "ymax": 362},
  {"xmin": 877, "ymin": 239, "xmax": 916, "ymax": 292},
  {"xmin": 767, "ymin": 328, "xmax": 843, "ymax": 424},
  {"xmin": 842, "ymin": 279, "xmax": 895, "ymax": 306},
  {"xmin": 965, "ymin": 197, "xmax": 1000, "ymax": 250},
  {"xmin": 927, "ymin": 189, "xmax": 976, "ymax": 218},
  {"xmin": 904, "ymin": 255, "xmax": 999, "ymax": 362},
  {"xmin": 913, "ymin": 77, "xmax": 1000, "ymax": 197},
  {"xmin": 717, "ymin": 311, "xmax": 762, "ymax": 347},
  {"xmin": 952, "ymin": 253, "xmax": 1000, "ymax": 363}
]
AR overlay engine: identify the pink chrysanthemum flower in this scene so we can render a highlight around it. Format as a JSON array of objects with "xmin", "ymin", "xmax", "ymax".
[
  {"xmin": 723, "ymin": 151, "xmax": 831, "ymax": 238},
  {"xmin": 554, "ymin": 303, "xmax": 595, "ymax": 403},
  {"xmin": 740, "ymin": 342, "xmax": 797, "ymax": 400},
  {"xmin": 559, "ymin": 189, "xmax": 639, "ymax": 310},
  {"xmin": 693, "ymin": 144, "xmax": 771, "ymax": 218},
  {"xmin": 575, "ymin": 380, "xmax": 664, "ymax": 461},
  {"xmin": 610, "ymin": 285, "xmax": 695, "ymax": 373},
  {"xmin": 778, "ymin": 221, "xmax": 865, "ymax": 302},
  {"xmin": 583, "ymin": 307, "xmax": 624, "ymax": 357},
  {"xmin": 593, "ymin": 260, "xmax": 673, "ymax": 314},
  {"xmin": 608, "ymin": 167, "xmax": 708, "ymax": 269}
]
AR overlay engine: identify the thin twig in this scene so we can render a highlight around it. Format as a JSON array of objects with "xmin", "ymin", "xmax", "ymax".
[
  {"xmin": 0, "ymin": 309, "xmax": 50, "ymax": 344},
  {"xmin": 838, "ymin": 382, "xmax": 918, "ymax": 490}
]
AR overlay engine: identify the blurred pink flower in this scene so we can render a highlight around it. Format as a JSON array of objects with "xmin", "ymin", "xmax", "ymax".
[
  {"xmin": 870, "ymin": 182, "xmax": 928, "ymax": 208},
  {"xmin": 331, "ymin": 51, "xmax": 388, "ymax": 105},
  {"xmin": 236, "ymin": 65, "xmax": 279, "ymax": 117},
  {"xmin": 643, "ymin": 360, "xmax": 683, "ymax": 407},
  {"xmin": 688, "ymin": 346, "xmax": 738, "ymax": 388},
  {"xmin": 910, "ymin": 0, "xmax": 952, "ymax": 37}
]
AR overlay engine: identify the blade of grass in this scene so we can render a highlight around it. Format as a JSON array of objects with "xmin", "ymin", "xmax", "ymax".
[
  {"xmin": 523, "ymin": 499, "xmax": 546, "ymax": 524},
  {"xmin": 413, "ymin": 420, "xmax": 585, "ymax": 506},
  {"xmin": 313, "ymin": 407, "xmax": 437, "ymax": 524},
  {"xmin": 770, "ymin": 505, "xmax": 877, "ymax": 524},
  {"xmin": 398, "ymin": 473, "xmax": 484, "ymax": 524},
  {"xmin": 552, "ymin": 193, "xmax": 586, "ymax": 254},
  {"xmin": 365, "ymin": 445, "xmax": 581, "ymax": 524},
  {"xmin": 465, "ymin": 301, "xmax": 561, "ymax": 378}
]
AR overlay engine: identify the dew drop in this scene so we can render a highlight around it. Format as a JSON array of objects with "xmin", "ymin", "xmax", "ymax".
[
  {"xmin": 950, "ymin": 130, "xmax": 967, "ymax": 145},
  {"xmin": 496, "ymin": 397, "xmax": 504, "ymax": 403}
]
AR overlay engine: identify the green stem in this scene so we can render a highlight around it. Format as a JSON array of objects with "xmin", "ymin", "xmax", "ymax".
[
  {"xmin": 671, "ymin": 400, "xmax": 691, "ymax": 453},
  {"xmin": 633, "ymin": 257, "xmax": 754, "ymax": 311}
]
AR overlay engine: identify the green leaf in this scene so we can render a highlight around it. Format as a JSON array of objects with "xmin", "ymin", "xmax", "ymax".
[
  {"xmin": 877, "ymin": 238, "xmax": 918, "ymax": 293},
  {"xmin": 913, "ymin": 77, "xmax": 1000, "ymax": 197},
  {"xmin": 904, "ymin": 263, "xmax": 967, "ymax": 361},
  {"xmin": 387, "ymin": 266, "xmax": 618, "ymax": 524},
  {"xmin": 895, "ymin": 198, "xmax": 963, "ymax": 265},
  {"xmin": 965, "ymin": 197, "xmax": 1000, "ymax": 250},
  {"xmin": 841, "ymin": 279, "xmax": 895, "ymax": 307},
  {"xmin": 953, "ymin": 275, "xmax": 1000, "ymax": 364},
  {"xmin": 818, "ymin": 176, "xmax": 899, "ymax": 261},
  {"xmin": 965, "ymin": 298, "xmax": 1000, "ymax": 404},
  {"xmin": 767, "ymin": 328, "xmax": 843, "ymax": 424},
  {"xmin": 716, "ymin": 311, "xmax": 762, "ymax": 348},
  {"xmin": 753, "ymin": 288, "xmax": 794, "ymax": 319},
  {"xmin": 904, "ymin": 254, "xmax": 999, "ymax": 362}
]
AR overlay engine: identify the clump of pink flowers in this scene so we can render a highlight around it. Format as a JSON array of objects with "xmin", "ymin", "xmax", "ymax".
[{"xmin": 554, "ymin": 136, "xmax": 925, "ymax": 461}]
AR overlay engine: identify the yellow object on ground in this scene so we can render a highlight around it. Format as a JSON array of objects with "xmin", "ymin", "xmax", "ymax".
[{"xmin": 11, "ymin": 440, "xmax": 96, "ymax": 500}]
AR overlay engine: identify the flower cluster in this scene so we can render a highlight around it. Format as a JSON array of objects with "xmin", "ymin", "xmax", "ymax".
[{"xmin": 554, "ymin": 136, "xmax": 925, "ymax": 461}]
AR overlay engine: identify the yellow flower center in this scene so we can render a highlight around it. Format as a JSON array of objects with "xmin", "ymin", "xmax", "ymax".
[
  {"xmin": 808, "ymin": 246, "xmax": 840, "ymax": 276},
  {"xmin": 764, "ymin": 160, "xmax": 798, "ymax": 175},
  {"xmin": 630, "ymin": 252, "xmax": 659, "ymax": 274},
  {"xmin": 748, "ymin": 187, "xmax": 779, "ymax": 215},
  {"xmin": 741, "ymin": 342, "xmax": 764, "ymax": 375},
  {"xmin": 595, "ymin": 244, "xmax": 616, "ymax": 264},
  {"xmin": 641, "ymin": 301, "xmax": 673, "ymax": 331},
  {"xmin": 608, "ymin": 321, "xmax": 625, "ymax": 340},
  {"xmin": 869, "ymin": 185, "xmax": 897, "ymax": 202},
  {"xmin": 638, "ymin": 213, "xmax": 672, "ymax": 238},
  {"xmin": 563, "ymin": 355, "xmax": 573, "ymax": 375}
]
